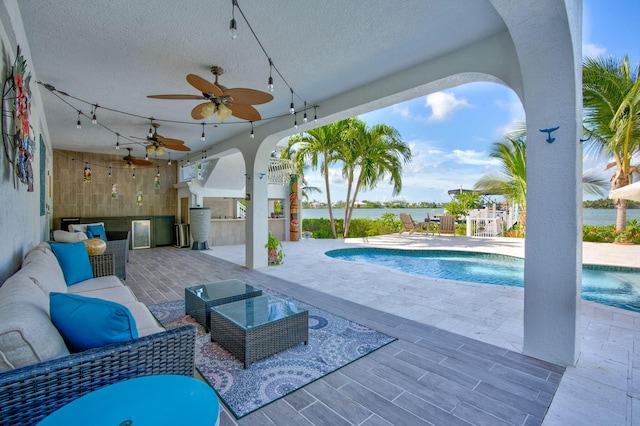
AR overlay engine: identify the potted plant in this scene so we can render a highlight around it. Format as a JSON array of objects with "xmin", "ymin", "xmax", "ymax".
[{"xmin": 265, "ymin": 232, "xmax": 284, "ymax": 265}]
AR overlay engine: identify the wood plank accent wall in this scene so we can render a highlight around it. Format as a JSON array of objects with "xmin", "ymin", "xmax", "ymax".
[{"xmin": 53, "ymin": 150, "xmax": 178, "ymax": 228}]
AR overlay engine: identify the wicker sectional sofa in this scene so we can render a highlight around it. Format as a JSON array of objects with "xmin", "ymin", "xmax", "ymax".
[{"xmin": 0, "ymin": 242, "xmax": 196, "ymax": 425}]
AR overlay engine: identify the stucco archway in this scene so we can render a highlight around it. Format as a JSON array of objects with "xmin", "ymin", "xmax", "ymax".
[{"xmin": 199, "ymin": 1, "xmax": 582, "ymax": 366}]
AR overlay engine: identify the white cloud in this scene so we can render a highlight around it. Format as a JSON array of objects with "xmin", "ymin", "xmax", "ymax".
[
  {"xmin": 583, "ymin": 43, "xmax": 607, "ymax": 58},
  {"xmin": 392, "ymin": 105, "xmax": 411, "ymax": 119},
  {"xmin": 390, "ymin": 104, "xmax": 429, "ymax": 123},
  {"xmin": 327, "ymin": 168, "xmax": 345, "ymax": 185},
  {"xmin": 425, "ymin": 92, "xmax": 472, "ymax": 122},
  {"xmin": 448, "ymin": 149, "xmax": 501, "ymax": 167},
  {"xmin": 494, "ymin": 119, "xmax": 523, "ymax": 139},
  {"xmin": 494, "ymin": 91, "xmax": 525, "ymax": 138}
]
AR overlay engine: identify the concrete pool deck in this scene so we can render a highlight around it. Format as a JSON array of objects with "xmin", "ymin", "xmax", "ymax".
[{"xmin": 206, "ymin": 235, "xmax": 640, "ymax": 425}]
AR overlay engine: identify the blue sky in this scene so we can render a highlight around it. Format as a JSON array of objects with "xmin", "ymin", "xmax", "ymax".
[{"xmin": 304, "ymin": 1, "xmax": 640, "ymax": 204}]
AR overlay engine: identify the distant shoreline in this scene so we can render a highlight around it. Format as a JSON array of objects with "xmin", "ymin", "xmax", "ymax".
[{"xmin": 301, "ymin": 207, "xmax": 640, "ymax": 227}]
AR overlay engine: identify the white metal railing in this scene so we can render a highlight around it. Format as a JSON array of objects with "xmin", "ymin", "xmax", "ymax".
[
  {"xmin": 237, "ymin": 201, "xmax": 246, "ymax": 218},
  {"xmin": 465, "ymin": 203, "xmax": 520, "ymax": 237},
  {"xmin": 268, "ymin": 158, "xmax": 295, "ymax": 185},
  {"xmin": 468, "ymin": 217, "xmax": 504, "ymax": 237}
]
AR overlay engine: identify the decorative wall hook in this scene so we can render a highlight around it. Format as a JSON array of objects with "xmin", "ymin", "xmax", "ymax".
[
  {"xmin": 258, "ymin": 173, "xmax": 266, "ymax": 179},
  {"xmin": 539, "ymin": 126, "xmax": 559, "ymax": 143}
]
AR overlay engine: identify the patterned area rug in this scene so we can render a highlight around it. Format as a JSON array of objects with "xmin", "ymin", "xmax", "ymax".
[{"xmin": 149, "ymin": 288, "xmax": 395, "ymax": 419}]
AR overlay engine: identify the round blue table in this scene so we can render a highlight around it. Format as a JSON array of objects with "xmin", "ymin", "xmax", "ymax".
[{"xmin": 37, "ymin": 375, "xmax": 220, "ymax": 426}]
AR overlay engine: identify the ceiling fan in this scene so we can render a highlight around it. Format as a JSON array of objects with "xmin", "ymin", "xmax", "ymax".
[
  {"xmin": 147, "ymin": 66, "xmax": 273, "ymax": 122},
  {"xmin": 121, "ymin": 148, "xmax": 154, "ymax": 169},
  {"xmin": 131, "ymin": 123, "xmax": 190, "ymax": 156}
]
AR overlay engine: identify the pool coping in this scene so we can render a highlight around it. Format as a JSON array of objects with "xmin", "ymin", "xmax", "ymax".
[{"xmin": 326, "ymin": 246, "xmax": 640, "ymax": 273}]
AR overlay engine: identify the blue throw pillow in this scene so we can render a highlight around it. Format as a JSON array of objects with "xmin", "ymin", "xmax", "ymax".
[
  {"xmin": 50, "ymin": 242, "xmax": 94, "ymax": 285},
  {"xmin": 50, "ymin": 292, "xmax": 138, "ymax": 352},
  {"xmin": 86, "ymin": 224, "xmax": 107, "ymax": 241}
]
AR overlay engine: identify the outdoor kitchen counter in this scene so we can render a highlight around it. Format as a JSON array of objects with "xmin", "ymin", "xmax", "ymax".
[{"xmin": 209, "ymin": 218, "xmax": 285, "ymax": 246}]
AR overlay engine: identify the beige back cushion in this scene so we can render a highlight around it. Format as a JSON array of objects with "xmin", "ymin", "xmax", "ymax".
[
  {"xmin": 53, "ymin": 229, "xmax": 88, "ymax": 243},
  {"xmin": 68, "ymin": 222, "xmax": 104, "ymax": 233},
  {"xmin": 21, "ymin": 245, "xmax": 67, "ymax": 295},
  {"xmin": 0, "ymin": 275, "xmax": 70, "ymax": 371}
]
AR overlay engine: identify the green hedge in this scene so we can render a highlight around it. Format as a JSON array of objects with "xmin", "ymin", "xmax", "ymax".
[
  {"xmin": 302, "ymin": 217, "xmax": 400, "ymax": 238},
  {"xmin": 303, "ymin": 217, "xmax": 639, "ymax": 244}
]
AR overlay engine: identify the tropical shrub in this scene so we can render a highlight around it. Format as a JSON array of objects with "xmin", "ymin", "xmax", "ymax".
[
  {"xmin": 582, "ymin": 225, "xmax": 615, "ymax": 243},
  {"xmin": 302, "ymin": 216, "xmax": 638, "ymax": 243},
  {"xmin": 302, "ymin": 218, "xmax": 343, "ymax": 239},
  {"xmin": 583, "ymin": 221, "xmax": 639, "ymax": 243},
  {"xmin": 302, "ymin": 217, "xmax": 400, "ymax": 238}
]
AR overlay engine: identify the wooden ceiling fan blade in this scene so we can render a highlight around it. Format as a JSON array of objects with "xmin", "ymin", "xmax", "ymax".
[
  {"xmin": 229, "ymin": 103, "xmax": 261, "ymax": 121},
  {"xmin": 224, "ymin": 88, "xmax": 273, "ymax": 105},
  {"xmin": 191, "ymin": 102, "xmax": 215, "ymax": 120},
  {"xmin": 131, "ymin": 158, "xmax": 154, "ymax": 167},
  {"xmin": 165, "ymin": 144, "xmax": 191, "ymax": 152},
  {"xmin": 147, "ymin": 94, "xmax": 206, "ymax": 100},
  {"xmin": 187, "ymin": 74, "xmax": 223, "ymax": 96},
  {"xmin": 157, "ymin": 136, "xmax": 185, "ymax": 146}
]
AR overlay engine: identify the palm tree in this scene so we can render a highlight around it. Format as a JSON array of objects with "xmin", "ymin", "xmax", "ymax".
[
  {"xmin": 276, "ymin": 146, "xmax": 321, "ymax": 203},
  {"xmin": 287, "ymin": 120, "xmax": 350, "ymax": 238},
  {"xmin": 475, "ymin": 136, "xmax": 528, "ymax": 234},
  {"xmin": 583, "ymin": 55, "xmax": 640, "ymax": 231},
  {"xmin": 340, "ymin": 118, "xmax": 411, "ymax": 237},
  {"xmin": 476, "ymin": 131, "xmax": 608, "ymax": 236}
]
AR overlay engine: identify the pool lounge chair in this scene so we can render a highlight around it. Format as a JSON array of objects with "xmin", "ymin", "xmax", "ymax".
[
  {"xmin": 438, "ymin": 214, "xmax": 456, "ymax": 236},
  {"xmin": 399, "ymin": 213, "xmax": 425, "ymax": 235}
]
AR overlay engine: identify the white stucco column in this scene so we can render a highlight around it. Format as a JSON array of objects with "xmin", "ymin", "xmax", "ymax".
[
  {"xmin": 244, "ymin": 152, "xmax": 270, "ymax": 269},
  {"xmin": 493, "ymin": 0, "xmax": 582, "ymax": 366}
]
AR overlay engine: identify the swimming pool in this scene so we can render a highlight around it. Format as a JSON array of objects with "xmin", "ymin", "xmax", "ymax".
[{"xmin": 326, "ymin": 248, "xmax": 640, "ymax": 313}]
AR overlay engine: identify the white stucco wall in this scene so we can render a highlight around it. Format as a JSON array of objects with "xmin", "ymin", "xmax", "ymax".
[{"xmin": 0, "ymin": 1, "xmax": 52, "ymax": 283}]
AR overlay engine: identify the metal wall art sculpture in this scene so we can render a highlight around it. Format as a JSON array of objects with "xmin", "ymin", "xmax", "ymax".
[{"xmin": 2, "ymin": 46, "xmax": 34, "ymax": 191}]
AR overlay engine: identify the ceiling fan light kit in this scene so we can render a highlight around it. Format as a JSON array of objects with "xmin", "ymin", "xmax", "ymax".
[
  {"xmin": 148, "ymin": 66, "xmax": 273, "ymax": 123},
  {"xmin": 130, "ymin": 123, "xmax": 191, "ymax": 157},
  {"xmin": 121, "ymin": 147, "xmax": 153, "ymax": 169},
  {"xmin": 146, "ymin": 144, "xmax": 165, "ymax": 157}
]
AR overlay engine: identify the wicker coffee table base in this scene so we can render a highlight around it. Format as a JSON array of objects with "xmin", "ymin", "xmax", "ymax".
[
  {"xmin": 185, "ymin": 288, "xmax": 262, "ymax": 332},
  {"xmin": 210, "ymin": 310, "xmax": 309, "ymax": 368}
]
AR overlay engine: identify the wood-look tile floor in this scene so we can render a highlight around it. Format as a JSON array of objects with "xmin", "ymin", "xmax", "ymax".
[{"xmin": 125, "ymin": 247, "xmax": 563, "ymax": 426}]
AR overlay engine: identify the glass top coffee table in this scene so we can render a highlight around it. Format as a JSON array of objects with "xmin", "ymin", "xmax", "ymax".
[
  {"xmin": 210, "ymin": 295, "xmax": 308, "ymax": 368},
  {"xmin": 185, "ymin": 279, "xmax": 262, "ymax": 331}
]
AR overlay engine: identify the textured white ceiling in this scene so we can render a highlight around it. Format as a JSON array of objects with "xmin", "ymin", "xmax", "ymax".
[{"xmin": 16, "ymin": 0, "xmax": 506, "ymax": 160}]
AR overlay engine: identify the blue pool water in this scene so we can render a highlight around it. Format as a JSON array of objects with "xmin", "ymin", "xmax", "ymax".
[{"xmin": 326, "ymin": 248, "xmax": 640, "ymax": 313}]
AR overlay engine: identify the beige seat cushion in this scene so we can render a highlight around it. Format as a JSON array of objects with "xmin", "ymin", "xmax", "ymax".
[
  {"xmin": 68, "ymin": 283, "xmax": 137, "ymax": 305},
  {"xmin": 66, "ymin": 275, "xmax": 124, "ymax": 293},
  {"xmin": 122, "ymin": 302, "xmax": 165, "ymax": 337},
  {"xmin": 0, "ymin": 275, "xmax": 70, "ymax": 371}
]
